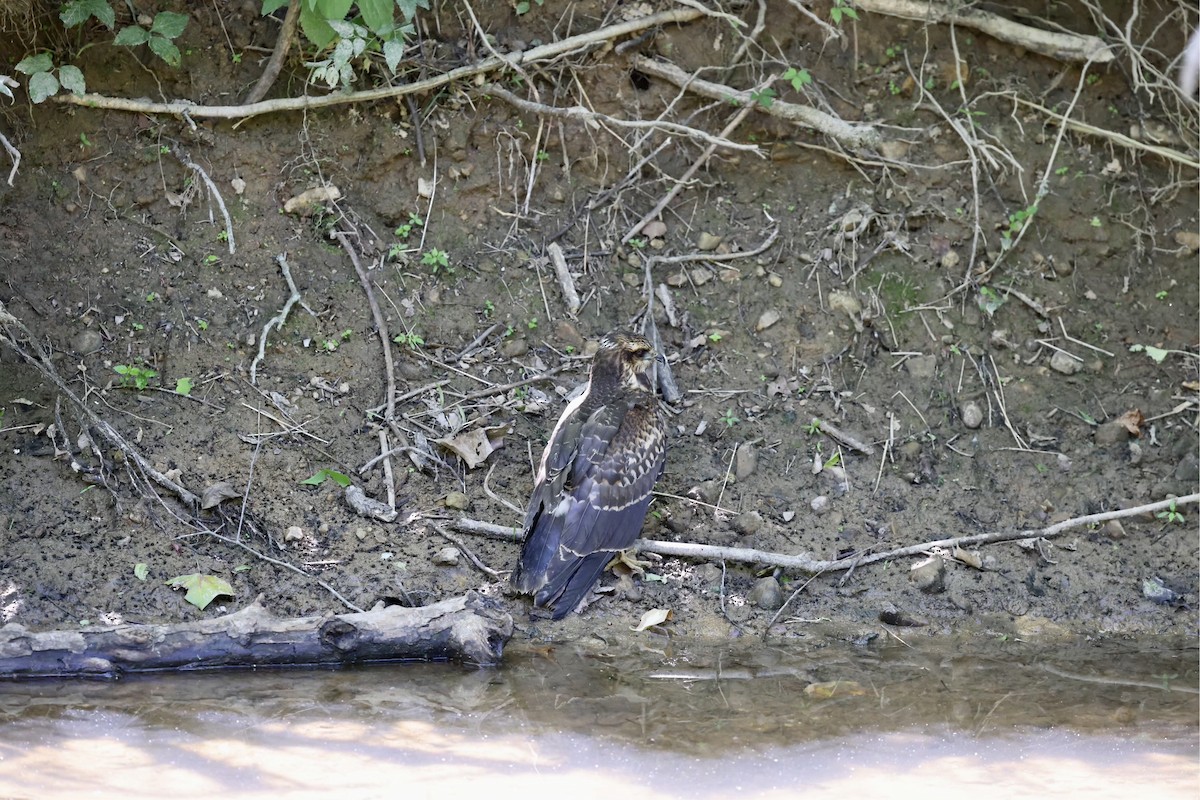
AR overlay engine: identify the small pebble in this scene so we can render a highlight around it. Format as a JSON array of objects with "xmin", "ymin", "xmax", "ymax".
[
  {"xmin": 909, "ymin": 554, "xmax": 946, "ymax": 593},
  {"xmin": 731, "ymin": 511, "xmax": 762, "ymax": 536},
  {"xmin": 433, "ymin": 546, "xmax": 461, "ymax": 567},
  {"xmin": 1049, "ymin": 350, "xmax": 1082, "ymax": 375},
  {"xmin": 747, "ymin": 576, "xmax": 784, "ymax": 610},
  {"xmin": 755, "ymin": 309, "xmax": 781, "ymax": 332},
  {"xmin": 960, "ymin": 401, "xmax": 983, "ymax": 429},
  {"xmin": 1094, "ymin": 420, "xmax": 1131, "ymax": 445},
  {"xmin": 810, "ymin": 495, "xmax": 830, "ymax": 514},
  {"xmin": 501, "ymin": 338, "xmax": 528, "ymax": 358},
  {"xmin": 71, "ymin": 329, "xmax": 103, "ymax": 355},
  {"xmin": 734, "ymin": 443, "xmax": 757, "ymax": 480},
  {"xmin": 444, "ymin": 491, "xmax": 470, "ymax": 511},
  {"xmin": 285, "ymin": 526, "xmax": 304, "ymax": 542},
  {"xmin": 697, "ymin": 232, "xmax": 722, "ymax": 251},
  {"xmin": 1101, "ymin": 520, "xmax": 1126, "ymax": 539},
  {"xmin": 905, "ymin": 355, "xmax": 938, "ymax": 380}
]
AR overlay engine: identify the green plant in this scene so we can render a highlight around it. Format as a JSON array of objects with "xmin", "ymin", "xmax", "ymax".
[
  {"xmin": 174, "ymin": 376, "xmax": 194, "ymax": 396},
  {"xmin": 1156, "ymin": 499, "xmax": 1185, "ymax": 525},
  {"xmin": 322, "ymin": 339, "xmax": 339, "ymax": 352},
  {"xmin": 515, "ymin": 0, "xmax": 545, "ymax": 14},
  {"xmin": 217, "ymin": 229, "xmax": 229, "ymax": 242},
  {"xmin": 113, "ymin": 364, "xmax": 158, "ymax": 390},
  {"xmin": 394, "ymin": 212, "xmax": 423, "ymax": 240},
  {"xmin": 1055, "ymin": 166, "xmax": 1070, "ymax": 176},
  {"xmin": 1155, "ymin": 290, "xmax": 1169, "ymax": 301},
  {"xmin": 805, "ymin": 419, "xmax": 821, "ymax": 435},
  {"xmin": 340, "ymin": 328, "xmax": 354, "ymax": 340},
  {"xmin": 707, "ymin": 331, "xmax": 722, "ymax": 343},
  {"xmin": 113, "ymin": 10, "xmax": 189, "ymax": 67},
  {"xmin": 526, "ymin": 317, "xmax": 538, "ymax": 331},
  {"xmin": 145, "ymin": 292, "xmax": 157, "ymax": 302},
  {"xmin": 782, "ymin": 67, "xmax": 811, "ymax": 91},
  {"xmin": 977, "ymin": 285, "xmax": 1006, "ymax": 317},
  {"xmin": 750, "ymin": 87, "xmax": 777, "ymax": 108},
  {"xmin": 719, "ymin": 408, "xmax": 740, "ymax": 427},
  {"xmin": 628, "ymin": 238, "xmax": 646, "ymax": 249},
  {"xmin": 302, "ymin": 468, "xmax": 352, "ymax": 487},
  {"xmin": 392, "ymin": 331, "xmax": 424, "ymax": 348},
  {"xmin": 830, "ymin": 0, "xmax": 859, "ymax": 25},
  {"xmin": 483, "ymin": 300, "xmax": 495, "ymax": 318},
  {"xmin": 267, "ymin": 0, "xmax": 430, "ymax": 89},
  {"xmin": 504, "ymin": 323, "xmax": 516, "ymax": 338},
  {"xmin": 421, "ymin": 248, "xmax": 450, "ymax": 274},
  {"xmin": 998, "ymin": 204, "xmax": 1038, "ymax": 251},
  {"xmin": 1090, "ymin": 216, "xmax": 1102, "ymax": 228},
  {"xmin": 203, "ymin": 254, "xmax": 219, "ymax": 265},
  {"xmin": 196, "ymin": 318, "xmax": 209, "ymax": 331}
]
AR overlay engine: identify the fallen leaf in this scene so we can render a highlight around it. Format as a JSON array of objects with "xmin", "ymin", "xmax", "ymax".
[
  {"xmin": 1115, "ymin": 409, "xmax": 1145, "ymax": 437},
  {"xmin": 133, "ymin": 562, "xmax": 148, "ymax": 581},
  {"xmin": 201, "ymin": 481, "xmax": 242, "ymax": 509},
  {"xmin": 631, "ymin": 608, "xmax": 673, "ymax": 631},
  {"xmin": 165, "ymin": 573, "xmax": 233, "ymax": 610},
  {"xmin": 436, "ymin": 424, "xmax": 508, "ymax": 469}
]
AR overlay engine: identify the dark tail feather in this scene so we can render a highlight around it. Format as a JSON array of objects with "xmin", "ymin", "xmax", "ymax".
[{"xmin": 536, "ymin": 551, "xmax": 611, "ymax": 618}]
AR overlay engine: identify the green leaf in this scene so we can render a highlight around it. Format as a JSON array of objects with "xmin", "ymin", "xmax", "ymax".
[
  {"xmin": 262, "ymin": 0, "xmax": 290, "ymax": 13},
  {"xmin": 358, "ymin": 0, "xmax": 393, "ymax": 34},
  {"xmin": 396, "ymin": 0, "xmax": 431, "ymax": 21},
  {"xmin": 148, "ymin": 37, "xmax": 182, "ymax": 67},
  {"xmin": 27, "ymin": 71, "xmax": 59, "ymax": 104},
  {"xmin": 175, "ymin": 376, "xmax": 194, "ymax": 396},
  {"xmin": 151, "ymin": 11, "xmax": 189, "ymax": 39},
  {"xmin": 61, "ymin": 0, "xmax": 115, "ymax": 29},
  {"xmin": 383, "ymin": 38, "xmax": 405, "ymax": 72},
  {"xmin": 134, "ymin": 562, "xmax": 149, "ymax": 581},
  {"xmin": 165, "ymin": 573, "xmax": 234, "ymax": 610},
  {"xmin": 15, "ymin": 53, "xmax": 53, "ymax": 75},
  {"xmin": 299, "ymin": 0, "xmax": 353, "ymax": 48},
  {"xmin": 58, "ymin": 65, "xmax": 86, "ymax": 95},
  {"xmin": 114, "ymin": 25, "xmax": 150, "ymax": 46},
  {"xmin": 1141, "ymin": 345, "xmax": 1169, "ymax": 364},
  {"xmin": 302, "ymin": 468, "xmax": 352, "ymax": 487}
]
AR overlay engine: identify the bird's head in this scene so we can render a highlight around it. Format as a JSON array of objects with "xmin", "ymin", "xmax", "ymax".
[{"xmin": 596, "ymin": 331, "xmax": 658, "ymax": 393}]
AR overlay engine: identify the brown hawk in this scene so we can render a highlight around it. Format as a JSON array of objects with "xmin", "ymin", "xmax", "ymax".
[{"xmin": 510, "ymin": 331, "xmax": 667, "ymax": 618}]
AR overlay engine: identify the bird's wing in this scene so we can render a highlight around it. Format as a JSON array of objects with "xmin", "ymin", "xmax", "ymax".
[{"xmin": 514, "ymin": 399, "xmax": 665, "ymax": 616}]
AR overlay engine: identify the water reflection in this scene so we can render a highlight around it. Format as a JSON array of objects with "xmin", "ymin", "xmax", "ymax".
[{"xmin": 1, "ymin": 638, "xmax": 1195, "ymax": 798}]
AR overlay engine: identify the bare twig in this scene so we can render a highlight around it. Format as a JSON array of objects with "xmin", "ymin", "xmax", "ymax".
[
  {"xmin": 546, "ymin": 242, "xmax": 581, "ymax": 317},
  {"xmin": 483, "ymin": 83, "xmax": 761, "ymax": 153},
  {"xmin": 631, "ymin": 56, "xmax": 882, "ymax": 151},
  {"xmin": 450, "ymin": 492, "xmax": 1200, "ymax": 574},
  {"xmin": 811, "ymin": 417, "xmax": 876, "ymax": 456},
  {"xmin": 243, "ymin": 0, "xmax": 300, "ymax": 105},
  {"xmin": 250, "ymin": 254, "xmax": 310, "ymax": 385},
  {"xmin": 171, "ymin": 146, "xmax": 235, "ymax": 254},
  {"xmin": 0, "ymin": 128, "xmax": 20, "ymax": 186},
  {"xmin": 855, "ymin": 0, "xmax": 1113, "ymax": 63}
]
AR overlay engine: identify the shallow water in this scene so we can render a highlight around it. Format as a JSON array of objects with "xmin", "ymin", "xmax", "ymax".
[{"xmin": 1, "ymin": 638, "xmax": 1196, "ymax": 798}]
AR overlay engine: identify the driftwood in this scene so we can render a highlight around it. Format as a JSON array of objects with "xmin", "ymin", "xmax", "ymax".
[{"xmin": 0, "ymin": 592, "xmax": 511, "ymax": 678}]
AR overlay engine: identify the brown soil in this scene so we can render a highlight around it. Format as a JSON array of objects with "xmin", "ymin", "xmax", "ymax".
[{"xmin": 1, "ymin": 1, "xmax": 1197, "ymax": 653}]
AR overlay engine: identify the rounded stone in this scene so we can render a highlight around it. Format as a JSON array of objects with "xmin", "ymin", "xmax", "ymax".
[
  {"xmin": 961, "ymin": 401, "xmax": 984, "ymax": 429},
  {"xmin": 71, "ymin": 329, "xmax": 103, "ymax": 355},
  {"xmin": 748, "ymin": 576, "xmax": 784, "ymax": 610}
]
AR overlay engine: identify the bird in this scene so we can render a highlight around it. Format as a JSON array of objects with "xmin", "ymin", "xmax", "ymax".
[{"xmin": 510, "ymin": 330, "xmax": 667, "ymax": 618}]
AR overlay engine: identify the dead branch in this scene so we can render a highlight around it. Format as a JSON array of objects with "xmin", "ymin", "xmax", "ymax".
[
  {"xmin": 250, "ymin": 254, "xmax": 309, "ymax": 385},
  {"xmin": 52, "ymin": 8, "xmax": 707, "ymax": 120},
  {"xmin": 546, "ymin": 242, "xmax": 581, "ymax": 317},
  {"xmin": 452, "ymin": 492, "xmax": 1200, "ymax": 575},
  {"xmin": 171, "ymin": 145, "xmax": 235, "ymax": 254},
  {"xmin": 0, "ymin": 128, "xmax": 19, "ymax": 186},
  {"xmin": 483, "ymin": 83, "xmax": 761, "ymax": 153},
  {"xmin": 0, "ymin": 593, "xmax": 511, "ymax": 678},
  {"xmin": 631, "ymin": 56, "xmax": 882, "ymax": 151},
  {"xmin": 243, "ymin": 0, "xmax": 300, "ymax": 105},
  {"xmin": 855, "ymin": 0, "xmax": 1113, "ymax": 63}
]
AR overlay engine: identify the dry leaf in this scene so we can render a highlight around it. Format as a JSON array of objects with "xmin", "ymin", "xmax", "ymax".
[
  {"xmin": 631, "ymin": 608, "xmax": 673, "ymax": 632},
  {"xmin": 436, "ymin": 424, "xmax": 509, "ymax": 469},
  {"xmin": 803, "ymin": 680, "xmax": 867, "ymax": 699},
  {"xmin": 201, "ymin": 481, "xmax": 242, "ymax": 510},
  {"xmin": 1115, "ymin": 409, "xmax": 1145, "ymax": 437}
]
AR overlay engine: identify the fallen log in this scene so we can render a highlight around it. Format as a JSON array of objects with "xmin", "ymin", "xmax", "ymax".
[{"xmin": 0, "ymin": 592, "xmax": 511, "ymax": 679}]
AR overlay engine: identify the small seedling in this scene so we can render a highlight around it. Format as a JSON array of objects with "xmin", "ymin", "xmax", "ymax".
[
  {"xmin": 146, "ymin": 292, "xmax": 157, "ymax": 302},
  {"xmin": 977, "ymin": 285, "xmax": 1006, "ymax": 317},
  {"xmin": 392, "ymin": 331, "xmax": 424, "ymax": 348},
  {"xmin": 1090, "ymin": 216, "xmax": 1102, "ymax": 228},
  {"xmin": 196, "ymin": 318, "xmax": 209, "ymax": 331},
  {"xmin": 483, "ymin": 300, "xmax": 495, "ymax": 318},
  {"xmin": 114, "ymin": 364, "xmax": 158, "ymax": 390},
  {"xmin": 174, "ymin": 376, "xmax": 193, "ymax": 396},
  {"xmin": 131, "ymin": 321, "xmax": 145, "ymax": 331},
  {"xmin": 751, "ymin": 87, "xmax": 777, "ymax": 108},
  {"xmin": 830, "ymin": 0, "xmax": 859, "ymax": 25},
  {"xmin": 805, "ymin": 419, "xmax": 822, "ymax": 435},
  {"xmin": 203, "ymin": 254, "xmax": 219, "ymax": 265},
  {"xmin": 526, "ymin": 317, "xmax": 538, "ymax": 331},
  {"xmin": 421, "ymin": 248, "xmax": 450, "ymax": 274},
  {"xmin": 340, "ymin": 329, "xmax": 353, "ymax": 341},
  {"xmin": 322, "ymin": 339, "xmax": 338, "ymax": 352},
  {"xmin": 628, "ymin": 238, "xmax": 646, "ymax": 250},
  {"xmin": 504, "ymin": 324, "xmax": 516, "ymax": 338},
  {"xmin": 782, "ymin": 67, "xmax": 811, "ymax": 90},
  {"xmin": 217, "ymin": 229, "xmax": 229, "ymax": 242},
  {"xmin": 707, "ymin": 331, "xmax": 722, "ymax": 343},
  {"xmin": 719, "ymin": 408, "xmax": 740, "ymax": 427},
  {"xmin": 1155, "ymin": 290, "xmax": 1169, "ymax": 301},
  {"xmin": 1156, "ymin": 499, "xmax": 1185, "ymax": 525},
  {"xmin": 823, "ymin": 452, "xmax": 841, "ymax": 469}
]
